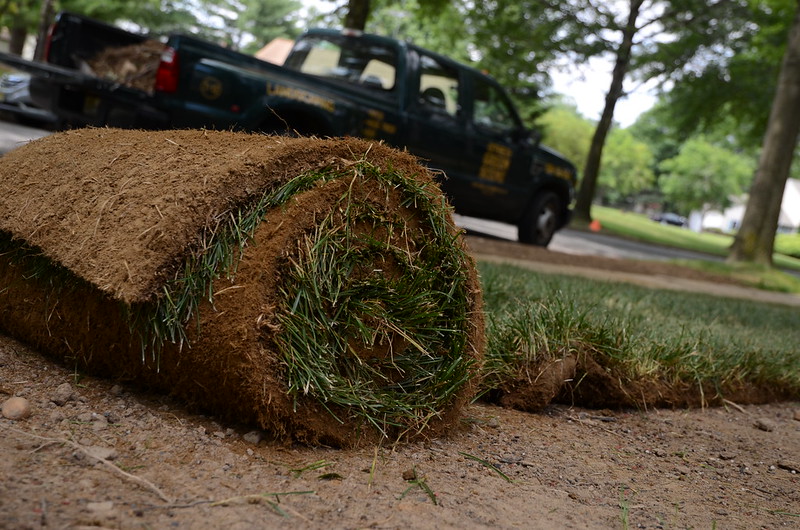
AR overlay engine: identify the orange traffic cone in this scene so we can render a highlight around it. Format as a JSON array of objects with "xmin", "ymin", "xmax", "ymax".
[{"xmin": 589, "ymin": 219, "xmax": 602, "ymax": 232}]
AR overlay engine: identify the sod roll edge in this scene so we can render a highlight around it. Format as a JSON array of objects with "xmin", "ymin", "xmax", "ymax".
[{"xmin": 0, "ymin": 128, "xmax": 484, "ymax": 446}]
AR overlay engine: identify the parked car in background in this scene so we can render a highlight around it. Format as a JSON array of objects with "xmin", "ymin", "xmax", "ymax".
[
  {"xmin": 0, "ymin": 71, "xmax": 58, "ymax": 126},
  {"xmin": 650, "ymin": 212, "xmax": 687, "ymax": 227}
]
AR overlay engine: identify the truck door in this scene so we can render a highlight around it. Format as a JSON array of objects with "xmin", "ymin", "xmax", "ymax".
[
  {"xmin": 403, "ymin": 52, "xmax": 470, "ymax": 199},
  {"xmin": 459, "ymin": 74, "xmax": 531, "ymax": 221}
]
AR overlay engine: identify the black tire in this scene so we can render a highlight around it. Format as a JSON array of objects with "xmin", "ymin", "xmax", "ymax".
[{"xmin": 518, "ymin": 191, "xmax": 562, "ymax": 247}]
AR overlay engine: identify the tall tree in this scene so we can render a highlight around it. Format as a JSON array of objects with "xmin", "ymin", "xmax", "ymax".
[
  {"xmin": 466, "ymin": 0, "xmax": 754, "ymax": 223},
  {"xmin": 728, "ymin": 0, "xmax": 800, "ymax": 265},
  {"xmin": 344, "ymin": 0, "xmax": 370, "ymax": 29},
  {"xmin": 573, "ymin": 0, "xmax": 643, "ymax": 224}
]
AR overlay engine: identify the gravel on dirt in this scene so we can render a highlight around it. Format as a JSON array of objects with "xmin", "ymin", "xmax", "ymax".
[{"xmin": 2, "ymin": 241, "xmax": 799, "ymax": 529}]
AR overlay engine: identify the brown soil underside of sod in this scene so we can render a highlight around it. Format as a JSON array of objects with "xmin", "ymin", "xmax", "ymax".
[{"xmin": 0, "ymin": 129, "xmax": 483, "ymax": 447}]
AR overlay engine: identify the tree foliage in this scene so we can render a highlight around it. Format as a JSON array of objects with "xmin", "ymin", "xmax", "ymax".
[
  {"xmin": 599, "ymin": 127, "xmax": 655, "ymax": 205},
  {"xmin": 366, "ymin": 0, "xmax": 469, "ymax": 63},
  {"xmin": 537, "ymin": 103, "xmax": 594, "ymax": 169},
  {"xmin": 657, "ymin": 0, "xmax": 797, "ymax": 145},
  {"xmin": 539, "ymin": 103, "xmax": 654, "ymax": 205},
  {"xmin": 0, "ymin": 0, "xmax": 301, "ymax": 53},
  {"xmin": 658, "ymin": 137, "xmax": 755, "ymax": 215},
  {"xmin": 195, "ymin": 0, "xmax": 301, "ymax": 51}
]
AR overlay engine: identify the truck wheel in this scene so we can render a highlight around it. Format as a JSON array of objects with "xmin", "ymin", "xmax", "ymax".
[{"xmin": 518, "ymin": 191, "xmax": 561, "ymax": 247}]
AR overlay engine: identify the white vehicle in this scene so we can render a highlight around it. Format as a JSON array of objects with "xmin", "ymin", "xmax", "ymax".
[{"xmin": 0, "ymin": 71, "xmax": 58, "ymax": 126}]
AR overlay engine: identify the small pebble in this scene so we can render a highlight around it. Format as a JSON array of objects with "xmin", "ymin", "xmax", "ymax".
[
  {"xmin": 86, "ymin": 501, "xmax": 114, "ymax": 512},
  {"xmin": 85, "ymin": 446, "xmax": 118, "ymax": 461},
  {"xmin": 92, "ymin": 416, "xmax": 109, "ymax": 432},
  {"xmin": 51, "ymin": 383, "xmax": 73, "ymax": 406},
  {"xmin": 2, "ymin": 396, "xmax": 32, "ymax": 420},
  {"xmin": 242, "ymin": 431, "xmax": 262, "ymax": 445},
  {"xmin": 754, "ymin": 418, "xmax": 777, "ymax": 432}
]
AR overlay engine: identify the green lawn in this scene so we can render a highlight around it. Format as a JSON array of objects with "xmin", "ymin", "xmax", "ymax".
[
  {"xmin": 478, "ymin": 260, "xmax": 800, "ymax": 408},
  {"xmin": 589, "ymin": 205, "xmax": 800, "ymax": 294}
]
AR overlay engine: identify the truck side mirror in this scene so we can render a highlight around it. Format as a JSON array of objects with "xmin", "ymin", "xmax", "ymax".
[
  {"xmin": 515, "ymin": 127, "xmax": 540, "ymax": 145},
  {"xmin": 526, "ymin": 128, "xmax": 542, "ymax": 145}
]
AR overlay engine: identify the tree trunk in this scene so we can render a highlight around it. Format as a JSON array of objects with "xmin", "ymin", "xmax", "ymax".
[
  {"xmin": 33, "ymin": 0, "xmax": 55, "ymax": 62},
  {"xmin": 728, "ymin": 0, "xmax": 800, "ymax": 266},
  {"xmin": 9, "ymin": 26, "xmax": 27, "ymax": 56},
  {"xmin": 573, "ymin": 0, "xmax": 643, "ymax": 225},
  {"xmin": 344, "ymin": 0, "xmax": 371, "ymax": 30}
]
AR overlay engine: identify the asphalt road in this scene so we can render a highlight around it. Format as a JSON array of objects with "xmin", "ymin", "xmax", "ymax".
[
  {"xmin": 0, "ymin": 118, "xmax": 52, "ymax": 154},
  {"xmin": 453, "ymin": 214, "xmax": 725, "ymax": 263}
]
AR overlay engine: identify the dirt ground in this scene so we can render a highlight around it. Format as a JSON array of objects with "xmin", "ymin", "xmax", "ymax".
[{"xmin": 2, "ymin": 237, "xmax": 799, "ymax": 529}]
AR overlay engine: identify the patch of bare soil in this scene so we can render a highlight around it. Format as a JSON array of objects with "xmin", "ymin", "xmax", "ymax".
[{"xmin": 2, "ymin": 242, "xmax": 799, "ymax": 529}]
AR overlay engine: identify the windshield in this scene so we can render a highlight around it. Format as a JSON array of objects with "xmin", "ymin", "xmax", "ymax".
[{"xmin": 285, "ymin": 34, "xmax": 398, "ymax": 92}]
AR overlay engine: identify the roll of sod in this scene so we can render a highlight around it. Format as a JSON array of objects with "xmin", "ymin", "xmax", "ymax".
[{"xmin": 0, "ymin": 128, "xmax": 484, "ymax": 446}]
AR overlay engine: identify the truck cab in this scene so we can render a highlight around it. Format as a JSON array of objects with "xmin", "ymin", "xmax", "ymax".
[{"xmin": 281, "ymin": 29, "xmax": 578, "ymax": 246}]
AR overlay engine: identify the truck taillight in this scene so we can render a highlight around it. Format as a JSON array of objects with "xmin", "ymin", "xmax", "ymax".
[{"xmin": 155, "ymin": 46, "xmax": 179, "ymax": 93}]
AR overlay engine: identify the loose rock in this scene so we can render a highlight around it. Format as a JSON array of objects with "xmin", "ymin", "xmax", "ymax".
[
  {"xmin": 85, "ymin": 446, "xmax": 118, "ymax": 461},
  {"xmin": 754, "ymin": 418, "xmax": 777, "ymax": 432},
  {"xmin": 793, "ymin": 409, "xmax": 800, "ymax": 422},
  {"xmin": 242, "ymin": 431, "xmax": 262, "ymax": 445},
  {"xmin": 777, "ymin": 460, "xmax": 800, "ymax": 473},
  {"xmin": 2, "ymin": 396, "xmax": 32, "ymax": 420},
  {"xmin": 52, "ymin": 383, "xmax": 74, "ymax": 406},
  {"xmin": 86, "ymin": 500, "xmax": 115, "ymax": 513}
]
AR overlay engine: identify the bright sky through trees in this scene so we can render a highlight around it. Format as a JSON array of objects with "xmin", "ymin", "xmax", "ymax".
[{"xmin": 551, "ymin": 58, "xmax": 657, "ymax": 127}]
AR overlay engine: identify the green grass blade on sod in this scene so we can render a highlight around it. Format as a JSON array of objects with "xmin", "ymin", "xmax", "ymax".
[{"xmin": 479, "ymin": 261, "xmax": 800, "ymax": 411}]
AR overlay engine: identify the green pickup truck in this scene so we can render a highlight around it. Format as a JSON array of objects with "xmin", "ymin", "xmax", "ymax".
[{"xmin": 1, "ymin": 12, "xmax": 577, "ymax": 246}]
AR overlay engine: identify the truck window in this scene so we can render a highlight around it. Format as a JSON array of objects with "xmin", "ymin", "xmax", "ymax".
[
  {"xmin": 285, "ymin": 35, "xmax": 397, "ymax": 92},
  {"xmin": 472, "ymin": 76, "xmax": 518, "ymax": 133},
  {"xmin": 417, "ymin": 54, "xmax": 459, "ymax": 117}
]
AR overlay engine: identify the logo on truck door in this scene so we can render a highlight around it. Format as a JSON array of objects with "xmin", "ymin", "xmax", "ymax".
[
  {"xmin": 478, "ymin": 142, "xmax": 512, "ymax": 184},
  {"xmin": 199, "ymin": 76, "xmax": 223, "ymax": 100},
  {"xmin": 362, "ymin": 109, "xmax": 397, "ymax": 139},
  {"xmin": 266, "ymin": 83, "xmax": 335, "ymax": 112}
]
